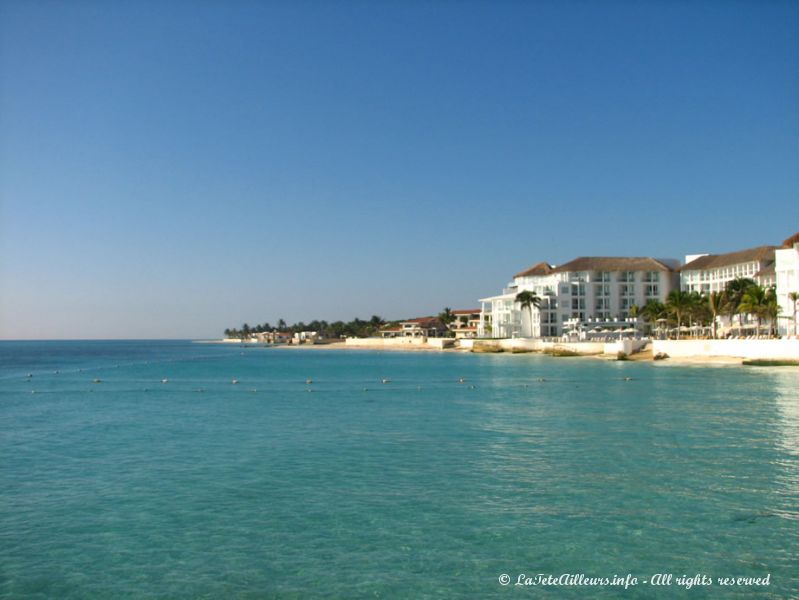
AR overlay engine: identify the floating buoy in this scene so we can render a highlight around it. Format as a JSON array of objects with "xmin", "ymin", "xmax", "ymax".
[
  {"xmin": 54, "ymin": 370, "xmax": 59, "ymax": 375},
  {"xmin": 306, "ymin": 379, "xmax": 313, "ymax": 384},
  {"xmin": 232, "ymin": 379, "xmax": 239, "ymax": 385},
  {"xmin": 364, "ymin": 388, "xmax": 369, "ymax": 392},
  {"xmin": 381, "ymin": 378, "xmax": 390, "ymax": 384},
  {"xmin": 624, "ymin": 377, "xmax": 633, "ymax": 381},
  {"xmin": 93, "ymin": 379, "xmax": 102, "ymax": 383},
  {"xmin": 458, "ymin": 378, "xmax": 465, "ymax": 383},
  {"xmin": 26, "ymin": 373, "xmax": 32, "ymax": 378},
  {"xmin": 538, "ymin": 378, "xmax": 545, "ymax": 382},
  {"xmin": 161, "ymin": 378, "xmax": 169, "ymax": 384}
]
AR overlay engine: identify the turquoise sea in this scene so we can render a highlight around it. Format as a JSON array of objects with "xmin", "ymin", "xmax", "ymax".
[{"xmin": 1, "ymin": 341, "xmax": 797, "ymax": 599}]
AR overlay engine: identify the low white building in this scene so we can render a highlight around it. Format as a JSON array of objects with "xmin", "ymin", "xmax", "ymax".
[
  {"xmin": 479, "ymin": 257, "xmax": 679, "ymax": 339},
  {"xmin": 449, "ymin": 309, "xmax": 481, "ymax": 339},
  {"xmin": 381, "ymin": 317, "xmax": 448, "ymax": 338}
]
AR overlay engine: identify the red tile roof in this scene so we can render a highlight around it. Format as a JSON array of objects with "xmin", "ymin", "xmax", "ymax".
[
  {"xmin": 680, "ymin": 246, "xmax": 776, "ymax": 271},
  {"xmin": 552, "ymin": 257, "xmax": 675, "ymax": 273},
  {"xmin": 782, "ymin": 232, "xmax": 799, "ymax": 248},
  {"xmin": 514, "ymin": 262, "xmax": 555, "ymax": 278}
]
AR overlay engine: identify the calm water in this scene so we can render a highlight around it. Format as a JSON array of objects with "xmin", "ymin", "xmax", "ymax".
[{"xmin": 1, "ymin": 341, "xmax": 797, "ymax": 599}]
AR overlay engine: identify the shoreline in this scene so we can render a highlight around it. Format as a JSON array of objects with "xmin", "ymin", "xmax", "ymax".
[{"xmin": 196, "ymin": 339, "xmax": 799, "ymax": 366}]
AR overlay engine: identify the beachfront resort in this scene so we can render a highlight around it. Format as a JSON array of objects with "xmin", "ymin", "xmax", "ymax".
[{"xmin": 224, "ymin": 231, "xmax": 799, "ymax": 361}]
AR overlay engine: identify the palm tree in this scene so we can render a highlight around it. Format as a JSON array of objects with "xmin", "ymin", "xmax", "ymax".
[
  {"xmin": 706, "ymin": 291, "xmax": 726, "ymax": 339},
  {"xmin": 640, "ymin": 300, "xmax": 667, "ymax": 338},
  {"xmin": 764, "ymin": 287, "xmax": 780, "ymax": 338},
  {"xmin": 438, "ymin": 307, "xmax": 455, "ymax": 327},
  {"xmin": 739, "ymin": 284, "xmax": 768, "ymax": 337},
  {"xmin": 789, "ymin": 292, "xmax": 799, "ymax": 336},
  {"xmin": 515, "ymin": 290, "xmax": 541, "ymax": 338},
  {"xmin": 666, "ymin": 290, "xmax": 694, "ymax": 339},
  {"xmin": 725, "ymin": 278, "xmax": 756, "ymax": 333}
]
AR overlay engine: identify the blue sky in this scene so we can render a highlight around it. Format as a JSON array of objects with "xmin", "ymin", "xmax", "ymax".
[{"xmin": 1, "ymin": 0, "xmax": 797, "ymax": 339}]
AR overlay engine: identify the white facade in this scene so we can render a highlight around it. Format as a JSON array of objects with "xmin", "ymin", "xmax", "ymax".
[
  {"xmin": 775, "ymin": 241, "xmax": 799, "ymax": 336},
  {"xmin": 479, "ymin": 258, "xmax": 678, "ymax": 339}
]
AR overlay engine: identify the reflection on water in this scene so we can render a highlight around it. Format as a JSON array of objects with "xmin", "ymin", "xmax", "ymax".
[{"xmin": 1, "ymin": 343, "xmax": 798, "ymax": 598}]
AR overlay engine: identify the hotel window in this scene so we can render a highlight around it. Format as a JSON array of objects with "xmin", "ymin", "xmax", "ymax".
[
  {"xmin": 572, "ymin": 298, "xmax": 585, "ymax": 310},
  {"xmin": 596, "ymin": 284, "xmax": 610, "ymax": 296},
  {"xmin": 645, "ymin": 284, "xmax": 659, "ymax": 296}
]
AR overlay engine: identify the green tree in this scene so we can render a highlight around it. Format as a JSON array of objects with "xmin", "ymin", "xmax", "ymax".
[
  {"xmin": 789, "ymin": 291, "xmax": 799, "ymax": 336},
  {"xmin": 705, "ymin": 291, "xmax": 726, "ymax": 339},
  {"xmin": 739, "ymin": 284, "xmax": 768, "ymax": 337},
  {"xmin": 438, "ymin": 307, "xmax": 455, "ymax": 326},
  {"xmin": 763, "ymin": 287, "xmax": 780, "ymax": 338},
  {"xmin": 725, "ymin": 278, "xmax": 756, "ymax": 333},
  {"xmin": 515, "ymin": 290, "xmax": 541, "ymax": 337},
  {"xmin": 666, "ymin": 290, "xmax": 694, "ymax": 339},
  {"xmin": 640, "ymin": 300, "xmax": 668, "ymax": 338}
]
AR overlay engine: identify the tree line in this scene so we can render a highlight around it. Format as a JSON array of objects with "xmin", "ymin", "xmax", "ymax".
[
  {"xmin": 637, "ymin": 278, "xmax": 792, "ymax": 338},
  {"xmin": 225, "ymin": 308, "xmax": 470, "ymax": 340},
  {"xmin": 224, "ymin": 316, "xmax": 390, "ymax": 340}
]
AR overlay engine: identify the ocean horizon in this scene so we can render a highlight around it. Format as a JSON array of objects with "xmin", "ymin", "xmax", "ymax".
[{"xmin": 1, "ymin": 340, "xmax": 797, "ymax": 598}]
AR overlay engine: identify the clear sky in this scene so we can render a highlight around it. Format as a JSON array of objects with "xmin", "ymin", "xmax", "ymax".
[{"xmin": 1, "ymin": 0, "xmax": 798, "ymax": 339}]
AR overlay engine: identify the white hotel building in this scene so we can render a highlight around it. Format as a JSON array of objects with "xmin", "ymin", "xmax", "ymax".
[
  {"xmin": 775, "ymin": 233, "xmax": 799, "ymax": 335},
  {"xmin": 680, "ymin": 246, "xmax": 777, "ymax": 294},
  {"xmin": 680, "ymin": 233, "xmax": 799, "ymax": 335},
  {"xmin": 478, "ymin": 257, "xmax": 679, "ymax": 338}
]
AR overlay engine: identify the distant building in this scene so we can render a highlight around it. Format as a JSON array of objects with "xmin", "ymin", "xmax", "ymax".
[
  {"xmin": 381, "ymin": 317, "xmax": 448, "ymax": 338},
  {"xmin": 254, "ymin": 331, "xmax": 292, "ymax": 344},
  {"xmin": 449, "ymin": 309, "xmax": 481, "ymax": 339},
  {"xmin": 293, "ymin": 331, "xmax": 319, "ymax": 344},
  {"xmin": 479, "ymin": 257, "xmax": 679, "ymax": 338}
]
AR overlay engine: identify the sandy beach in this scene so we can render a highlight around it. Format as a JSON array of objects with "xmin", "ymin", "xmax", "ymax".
[{"xmin": 201, "ymin": 339, "xmax": 784, "ymax": 365}]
